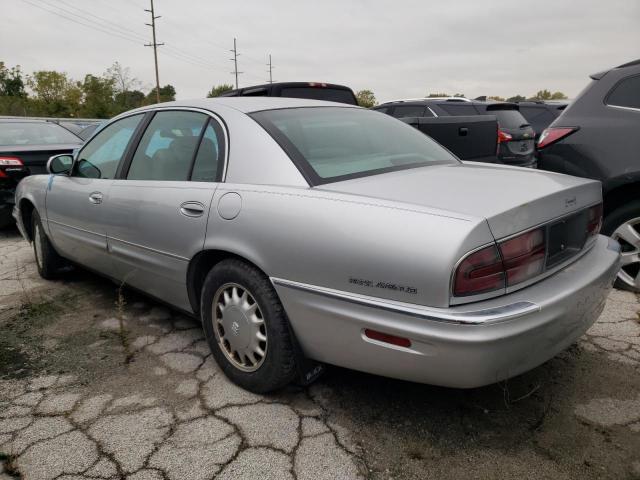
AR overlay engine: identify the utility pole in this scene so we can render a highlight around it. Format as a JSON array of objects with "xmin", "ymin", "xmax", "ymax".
[
  {"xmin": 267, "ymin": 54, "xmax": 274, "ymax": 83},
  {"xmin": 144, "ymin": 0, "xmax": 164, "ymax": 103},
  {"xmin": 230, "ymin": 38, "xmax": 242, "ymax": 89}
]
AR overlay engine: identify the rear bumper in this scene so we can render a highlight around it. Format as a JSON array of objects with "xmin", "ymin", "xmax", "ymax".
[{"xmin": 274, "ymin": 235, "xmax": 620, "ymax": 388}]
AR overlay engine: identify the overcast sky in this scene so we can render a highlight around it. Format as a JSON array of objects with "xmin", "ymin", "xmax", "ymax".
[{"xmin": 2, "ymin": 0, "xmax": 639, "ymax": 102}]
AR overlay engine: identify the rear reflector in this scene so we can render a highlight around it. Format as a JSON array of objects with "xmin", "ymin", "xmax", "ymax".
[
  {"xmin": 537, "ymin": 127, "xmax": 577, "ymax": 149},
  {"xmin": 364, "ymin": 329, "xmax": 411, "ymax": 348}
]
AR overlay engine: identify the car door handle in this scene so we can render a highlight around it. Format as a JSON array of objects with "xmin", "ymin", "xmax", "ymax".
[
  {"xmin": 89, "ymin": 192, "xmax": 103, "ymax": 204},
  {"xmin": 180, "ymin": 201, "xmax": 205, "ymax": 217}
]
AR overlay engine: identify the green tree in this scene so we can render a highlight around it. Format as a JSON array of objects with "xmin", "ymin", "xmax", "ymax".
[
  {"xmin": 79, "ymin": 74, "xmax": 116, "ymax": 118},
  {"xmin": 0, "ymin": 62, "xmax": 26, "ymax": 97},
  {"xmin": 146, "ymin": 84, "xmax": 176, "ymax": 104},
  {"xmin": 488, "ymin": 95, "xmax": 505, "ymax": 101},
  {"xmin": 207, "ymin": 83, "xmax": 234, "ymax": 98},
  {"xmin": 27, "ymin": 70, "xmax": 80, "ymax": 116},
  {"xmin": 355, "ymin": 89, "xmax": 377, "ymax": 108},
  {"xmin": 114, "ymin": 90, "xmax": 145, "ymax": 111},
  {"xmin": 427, "ymin": 92, "xmax": 449, "ymax": 98},
  {"xmin": 106, "ymin": 61, "xmax": 141, "ymax": 112},
  {"xmin": 507, "ymin": 95, "xmax": 526, "ymax": 102},
  {"xmin": 452, "ymin": 93, "xmax": 466, "ymax": 98},
  {"xmin": 550, "ymin": 91, "xmax": 568, "ymax": 100}
]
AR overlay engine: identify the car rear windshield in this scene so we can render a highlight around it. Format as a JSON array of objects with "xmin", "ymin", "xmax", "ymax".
[
  {"xmin": 0, "ymin": 122, "xmax": 80, "ymax": 146},
  {"xmin": 485, "ymin": 107, "xmax": 529, "ymax": 129},
  {"xmin": 251, "ymin": 107, "xmax": 459, "ymax": 185},
  {"xmin": 279, "ymin": 87, "xmax": 357, "ymax": 105}
]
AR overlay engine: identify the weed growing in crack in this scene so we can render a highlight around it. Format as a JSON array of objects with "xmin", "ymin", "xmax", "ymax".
[
  {"xmin": 0, "ymin": 450, "xmax": 21, "ymax": 478},
  {"xmin": 115, "ymin": 282, "xmax": 134, "ymax": 365}
]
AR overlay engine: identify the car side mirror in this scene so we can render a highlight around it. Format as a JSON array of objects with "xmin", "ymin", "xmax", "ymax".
[{"xmin": 47, "ymin": 154, "xmax": 74, "ymax": 175}]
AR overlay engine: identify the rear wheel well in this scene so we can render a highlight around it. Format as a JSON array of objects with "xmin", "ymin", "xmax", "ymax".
[
  {"xmin": 19, "ymin": 199, "xmax": 35, "ymax": 241},
  {"xmin": 187, "ymin": 250, "xmax": 268, "ymax": 315},
  {"xmin": 604, "ymin": 182, "xmax": 640, "ymax": 217}
]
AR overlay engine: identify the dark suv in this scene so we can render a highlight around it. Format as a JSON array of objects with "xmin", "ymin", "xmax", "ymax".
[
  {"xmin": 516, "ymin": 101, "xmax": 569, "ymax": 138},
  {"xmin": 373, "ymin": 98, "xmax": 536, "ymax": 167},
  {"xmin": 220, "ymin": 82, "xmax": 358, "ymax": 105},
  {"xmin": 537, "ymin": 59, "xmax": 640, "ymax": 292}
]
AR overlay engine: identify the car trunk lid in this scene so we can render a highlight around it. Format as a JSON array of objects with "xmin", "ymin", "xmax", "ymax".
[
  {"xmin": 0, "ymin": 144, "xmax": 80, "ymax": 174},
  {"xmin": 316, "ymin": 162, "xmax": 601, "ymax": 240}
]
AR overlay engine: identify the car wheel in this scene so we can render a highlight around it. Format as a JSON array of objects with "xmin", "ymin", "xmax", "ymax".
[
  {"xmin": 32, "ymin": 210, "xmax": 64, "ymax": 280},
  {"xmin": 200, "ymin": 259, "xmax": 298, "ymax": 393},
  {"xmin": 603, "ymin": 200, "xmax": 640, "ymax": 292}
]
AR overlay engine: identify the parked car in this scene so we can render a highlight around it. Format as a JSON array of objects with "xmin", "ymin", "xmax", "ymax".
[
  {"xmin": 538, "ymin": 59, "xmax": 640, "ymax": 292},
  {"xmin": 374, "ymin": 98, "xmax": 537, "ymax": 167},
  {"xmin": 0, "ymin": 119, "xmax": 82, "ymax": 227},
  {"xmin": 14, "ymin": 98, "xmax": 619, "ymax": 393},
  {"xmin": 516, "ymin": 101, "xmax": 569, "ymax": 138},
  {"xmin": 76, "ymin": 122, "xmax": 101, "ymax": 141},
  {"xmin": 220, "ymin": 81, "xmax": 358, "ymax": 105},
  {"xmin": 398, "ymin": 114, "xmax": 499, "ymax": 163}
]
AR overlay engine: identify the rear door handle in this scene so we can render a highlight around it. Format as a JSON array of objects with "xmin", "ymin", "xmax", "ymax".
[
  {"xmin": 180, "ymin": 201, "xmax": 205, "ymax": 217},
  {"xmin": 458, "ymin": 127, "xmax": 469, "ymax": 136},
  {"xmin": 89, "ymin": 192, "xmax": 103, "ymax": 204}
]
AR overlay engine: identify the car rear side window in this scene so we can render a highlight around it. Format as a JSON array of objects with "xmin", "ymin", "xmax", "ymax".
[
  {"xmin": 190, "ymin": 119, "xmax": 226, "ymax": 182},
  {"xmin": 606, "ymin": 75, "xmax": 640, "ymax": 109},
  {"xmin": 439, "ymin": 104, "xmax": 478, "ymax": 116},
  {"xmin": 252, "ymin": 107, "xmax": 459, "ymax": 185},
  {"xmin": 127, "ymin": 111, "xmax": 208, "ymax": 181},
  {"xmin": 279, "ymin": 87, "xmax": 357, "ymax": 105},
  {"xmin": 390, "ymin": 105, "xmax": 429, "ymax": 118},
  {"xmin": 74, "ymin": 114, "xmax": 143, "ymax": 179}
]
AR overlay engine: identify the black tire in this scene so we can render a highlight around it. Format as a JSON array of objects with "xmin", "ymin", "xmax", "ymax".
[
  {"xmin": 31, "ymin": 210, "xmax": 65, "ymax": 280},
  {"xmin": 200, "ymin": 259, "xmax": 298, "ymax": 393},
  {"xmin": 603, "ymin": 200, "xmax": 640, "ymax": 293}
]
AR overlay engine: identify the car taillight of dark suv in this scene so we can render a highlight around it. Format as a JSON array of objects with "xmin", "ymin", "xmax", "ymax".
[{"xmin": 538, "ymin": 59, "xmax": 640, "ymax": 292}]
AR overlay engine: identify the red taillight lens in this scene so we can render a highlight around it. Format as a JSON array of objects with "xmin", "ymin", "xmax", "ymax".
[
  {"xmin": 453, "ymin": 245, "xmax": 505, "ymax": 296},
  {"xmin": 0, "ymin": 156, "xmax": 23, "ymax": 166},
  {"xmin": 537, "ymin": 127, "xmax": 577, "ymax": 149},
  {"xmin": 497, "ymin": 130, "xmax": 512, "ymax": 144},
  {"xmin": 499, "ymin": 228, "xmax": 546, "ymax": 286},
  {"xmin": 364, "ymin": 329, "xmax": 412, "ymax": 348},
  {"xmin": 587, "ymin": 203, "xmax": 603, "ymax": 237}
]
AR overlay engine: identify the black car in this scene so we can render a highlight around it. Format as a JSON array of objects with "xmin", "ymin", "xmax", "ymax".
[
  {"xmin": 373, "ymin": 98, "xmax": 536, "ymax": 167},
  {"xmin": 0, "ymin": 119, "xmax": 82, "ymax": 227},
  {"xmin": 516, "ymin": 101, "xmax": 569, "ymax": 138},
  {"xmin": 220, "ymin": 81, "xmax": 358, "ymax": 105},
  {"xmin": 537, "ymin": 59, "xmax": 640, "ymax": 292}
]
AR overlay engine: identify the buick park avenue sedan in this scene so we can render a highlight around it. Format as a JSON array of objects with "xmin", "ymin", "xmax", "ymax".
[{"xmin": 13, "ymin": 98, "xmax": 620, "ymax": 393}]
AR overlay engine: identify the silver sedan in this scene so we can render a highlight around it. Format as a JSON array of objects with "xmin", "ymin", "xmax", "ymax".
[{"xmin": 13, "ymin": 98, "xmax": 621, "ymax": 392}]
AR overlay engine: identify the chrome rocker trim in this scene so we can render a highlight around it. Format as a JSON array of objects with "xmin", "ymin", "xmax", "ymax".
[{"xmin": 270, "ymin": 277, "xmax": 540, "ymax": 325}]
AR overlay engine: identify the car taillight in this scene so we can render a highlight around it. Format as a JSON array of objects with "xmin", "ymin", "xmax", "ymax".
[
  {"xmin": 453, "ymin": 227, "xmax": 547, "ymax": 297},
  {"xmin": 453, "ymin": 245, "xmax": 505, "ymax": 296},
  {"xmin": 499, "ymin": 228, "xmax": 545, "ymax": 286},
  {"xmin": 497, "ymin": 130, "xmax": 512, "ymax": 144},
  {"xmin": 0, "ymin": 156, "xmax": 23, "ymax": 178},
  {"xmin": 587, "ymin": 203, "xmax": 603, "ymax": 237},
  {"xmin": 537, "ymin": 127, "xmax": 577, "ymax": 149}
]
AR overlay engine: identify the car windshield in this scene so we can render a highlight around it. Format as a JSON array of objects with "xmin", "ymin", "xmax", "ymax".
[
  {"xmin": 0, "ymin": 122, "xmax": 81, "ymax": 146},
  {"xmin": 251, "ymin": 107, "xmax": 459, "ymax": 184}
]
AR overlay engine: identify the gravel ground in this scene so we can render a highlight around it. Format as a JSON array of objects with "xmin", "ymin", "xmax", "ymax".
[{"xmin": 1, "ymin": 226, "xmax": 639, "ymax": 480}]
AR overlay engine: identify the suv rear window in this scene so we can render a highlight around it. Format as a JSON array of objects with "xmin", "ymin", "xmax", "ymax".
[
  {"xmin": 390, "ymin": 105, "xmax": 430, "ymax": 118},
  {"xmin": 252, "ymin": 107, "xmax": 458, "ymax": 185},
  {"xmin": 606, "ymin": 75, "xmax": 640, "ymax": 109},
  {"xmin": 279, "ymin": 87, "xmax": 356, "ymax": 105},
  {"xmin": 485, "ymin": 107, "xmax": 529, "ymax": 129},
  {"xmin": 439, "ymin": 104, "xmax": 478, "ymax": 116}
]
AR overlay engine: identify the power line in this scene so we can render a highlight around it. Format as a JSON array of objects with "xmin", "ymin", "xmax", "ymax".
[{"xmin": 144, "ymin": 0, "xmax": 163, "ymax": 103}]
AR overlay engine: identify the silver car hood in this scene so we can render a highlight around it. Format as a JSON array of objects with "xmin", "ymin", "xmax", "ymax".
[{"xmin": 316, "ymin": 161, "xmax": 602, "ymax": 239}]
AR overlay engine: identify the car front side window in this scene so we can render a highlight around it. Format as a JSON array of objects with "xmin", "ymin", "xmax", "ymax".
[
  {"xmin": 74, "ymin": 114, "xmax": 143, "ymax": 179},
  {"xmin": 127, "ymin": 110, "xmax": 209, "ymax": 181}
]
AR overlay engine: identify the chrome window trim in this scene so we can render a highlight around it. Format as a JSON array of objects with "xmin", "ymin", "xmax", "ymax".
[
  {"xmin": 271, "ymin": 277, "xmax": 539, "ymax": 326},
  {"xmin": 606, "ymin": 104, "xmax": 640, "ymax": 113}
]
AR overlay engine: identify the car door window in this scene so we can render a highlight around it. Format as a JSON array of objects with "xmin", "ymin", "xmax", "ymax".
[
  {"xmin": 390, "ymin": 105, "xmax": 427, "ymax": 118},
  {"xmin": 191, "ymin": 119, "xmax": 226, "ymax": 182},
  {"xmin": 127, "ymin": 111, "xmax": 208, "ymax": 181},
  {"xmin": 74, "ymin": 114, "xmax": 143, "ymax": 179},
  {"xmin": 606, "ymin": 75, "xmax": 640, "ymax": 109},
  {"xmin": 439, "ymin": 104, "xmax": 479, "ymax": 116}
]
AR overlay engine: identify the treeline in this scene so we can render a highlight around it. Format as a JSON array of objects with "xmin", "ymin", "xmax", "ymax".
[
  {"xmin": 0, "ymin": 61, "xmax": 176, "ymax": 119},
  {"xmin": 426, "ymin": 90, "xmax": 569, "ymax": 102}
]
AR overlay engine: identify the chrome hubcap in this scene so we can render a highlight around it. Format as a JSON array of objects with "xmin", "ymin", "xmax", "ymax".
[
  {"xmin": 34, "ymin": 224, "xmax": 43, "ymax": 269},
  {"xmin": 611, "ymin": 217, "xmax": 640, "ymax": 290},
  {"xmin": 212, "ymin": 283, "xmax": 267, "ymax": 372}
]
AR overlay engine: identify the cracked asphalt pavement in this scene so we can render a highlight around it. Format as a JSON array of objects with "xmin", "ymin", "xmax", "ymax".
[{"xmin": 1, "ymin": 227, "xmax": 640, "ymax": 480}]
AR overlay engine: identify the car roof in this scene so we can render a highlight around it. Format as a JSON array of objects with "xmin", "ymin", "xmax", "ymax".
[
  {"xmin": 0, "ymin": 118, "xmax": 50, "ymax": 124},
  {"xmin": 127, "ymin": 97, "xmax": 361, "ymax": 115}
]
